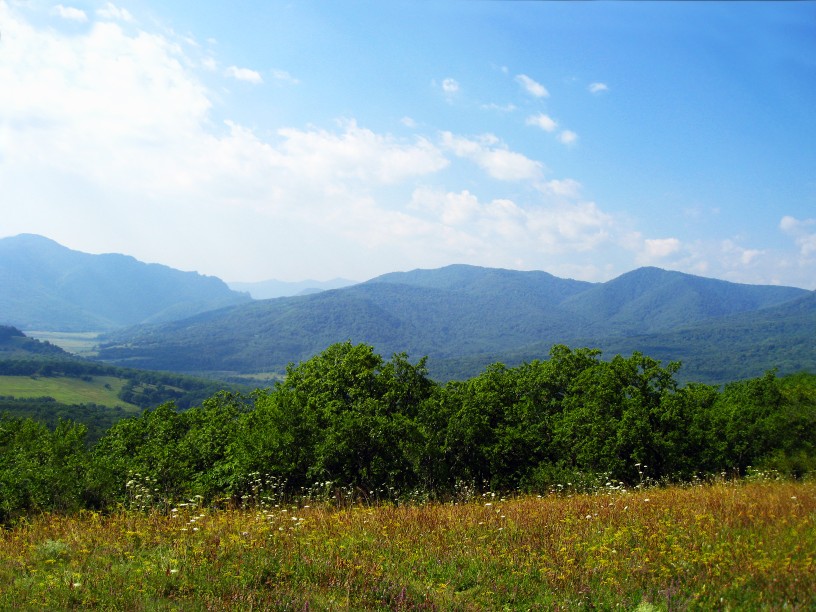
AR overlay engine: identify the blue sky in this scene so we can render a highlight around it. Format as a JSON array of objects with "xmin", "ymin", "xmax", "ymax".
[{"xmin": 1, "ymin": 1, "xmax": 815, "ymax": 288}]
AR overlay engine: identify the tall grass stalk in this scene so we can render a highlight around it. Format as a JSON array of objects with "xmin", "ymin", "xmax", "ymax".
[{"xmin": 1, "ymin": 480, "xmax": 814, "ymax": 609}]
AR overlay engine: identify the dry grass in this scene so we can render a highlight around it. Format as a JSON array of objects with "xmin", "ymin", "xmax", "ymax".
[{"xmin": 1, "ymin": 479, "xmax": 814, "ymax": 610}]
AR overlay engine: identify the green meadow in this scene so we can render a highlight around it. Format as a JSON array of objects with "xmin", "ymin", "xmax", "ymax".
[
  {"xmin": 23, "ymin": 331, "xmax": 102, "ymax": 358},
  {"xmin": 0, "ymin": 375, "xmax": 139, "ymax": 410},
  {"xmin": 1, "ymin": 479, "xmax": 813, "ymax": 610}
]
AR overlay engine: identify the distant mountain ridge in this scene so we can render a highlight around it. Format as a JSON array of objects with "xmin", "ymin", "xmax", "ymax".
[
  {"xmin": 228, "ymin": 277, "xmax": 357, "ymax": 299},
  {"xmin": 0, "ymin": 234, "xmax": 251, "ymax": 331},
  {"xmin": 97, "ymin": 264, "xmax": 814, "ymax": 384}
]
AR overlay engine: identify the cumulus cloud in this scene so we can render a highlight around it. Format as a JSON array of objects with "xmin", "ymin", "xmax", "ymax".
[
  {"xmin": 0, "ymin": 3, "xmax": 455, "ymax": 273},
  {"xmin": 526, "ymin": 113, "xmax": 558, "ymax": 132},
  {"xmin": 558, "ymin": 130, "xmax": 578, "ymax": 145},
  {"xmin": 409, "ymin": 187, "xmax": 614, "ymax": 257},
  {"xmin": 271, "ymin": 120, "xmax": 449, "ymax": 185},
  {"xmin": 0, "ymin": 1, "xmax": 683, "ymax": 285},
  {"xmin": 780, "ymin": 216, "xmax": 816, "ymax": 257},
  {"xmin": 644, "ymin": 238, "xmax": 681, "ymax": 259},
  {"xmin": 442, "ymin": 77, "xmax": 460, "ymax": 94},
  {"xmin": 588, "ymin": 82, "xmax": 609, "ymax": 94},
  {"xmin": 52, "ymin": 5, "xmax": 87, "ymax": 22},
  {"xmin": 631, "ymin": 236, "xmax": 686, "ymax": 267},
  {"xmin": 271, "ymin": 68, "xmax": 299, "ymax": 84},
  {"xmin": 225, "ymin": 65, "xmax": 263, "ymax": 84},
  {"xmin": 515, "ymin": 74, "xmax": 549, "ymax": 98},
  {"xmin": 721, "ymin": 239, "xmax": 764, "ymax": 265},
  {"xmin": 440, "ymin": 132, "xmax": 543, "ymax": 181},
  {"xmin": 541, "ymin": 178, "xmax": 582, "ymax": 199},
  {"xmin": 97, "ymin": 3, "xmax": 134, "ymax": 22}
]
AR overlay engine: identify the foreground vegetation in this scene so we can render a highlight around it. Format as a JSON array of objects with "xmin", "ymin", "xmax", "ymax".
[
  {"xmin": 2, "ymin": 342, "xmax": 816, "ymax": 525},
  {"xmin": 2, "ymin": 340, "xmax": 815, "ymax": 606},
  {"xmin": 2, "ymin": 479, "xmax": 813, "ymax": 609}
]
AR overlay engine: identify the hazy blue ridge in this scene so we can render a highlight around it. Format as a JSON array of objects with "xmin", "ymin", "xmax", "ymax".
[
  {"xmin": 0, "ymin": 234, "xmax": 252, "ymax": 331},
  {"xmin": 228, "ymin": 277, "xmax": 358, "ymax": 299}
]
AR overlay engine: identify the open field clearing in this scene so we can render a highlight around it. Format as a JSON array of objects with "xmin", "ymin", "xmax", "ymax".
[
  {"xmin": 0, "ymin": 375, "xmax": 139, "ymax": 410},
  {"xmin": 23, "ymin": 331, "xmax": 102, "ymax": 358},
  {"xmin": 2, "ymin": 480, "xmax": 814, "ymax": 610}
]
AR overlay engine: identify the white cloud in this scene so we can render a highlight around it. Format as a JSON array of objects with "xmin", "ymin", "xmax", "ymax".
[
  {"xmin": 271, "ymin": 68, "xmax": 299, "ymax": 84},
  {"xmin": 721, "ymin": 239, "xmax": 763, "ymax": 265},
  {"xmin": 225, "ymin": 65, "xmax": 263, "ymax": 84},
  {"xmin": 541, "ymin": 178, "xmax": 582, "ymax": 199},
  {"xmin": 442, "ymin": 78, "xmax": 460, "ymax": 94},
  {"xmin": 271, "ymin": 120, "xmax": 449, "ymax": 185},
  {"xmin": 515, "ymin": 74, "xmax": 549, "ymax": 98},
  {"xmin": 410, "ymin": 188, "xmax": 481, "ymax": 226},
  {"xmin": 0, "ymin": 3, "xmax": 456, "ymax": 277},
  {"xmin": 97, "ymin": 3, "xmax": 134, "ymax": 22},
  {"xmin": 52, "ymin": 5, "xmax": 87, "ymax": 22},
  {"xmin": 400, "ymin": 116, "xmax": 417, "ymax": 128},
  {"xmin": 16, "ymin": 2, "xmax": 808, "ymax": 288},
  {"xmin": 644, "ymin": 238, "xmax": 681, "ymax": 259},
  {"xmin": 780, "ymin": 215, "xmax": 816, "ymax": 257},
  {"xmin": 409, "ymin": 188, "xmax": 614, "ymax": 259},
  {"xmin": 440, "ymin": 132, "xmax": 543, "ymax": 181},
  {"xmin": 558, "ymin": 130, "xmax": 578, "ymax": 145},
  {"xmin": 481, "ymin": 102, "xmax": 516, "ymax": 112},
  {"xmin": 526, "ymin": 113, "xmax": 558, "ymax": 132},
  {"xmin": 588, "ymin": 82, "xmax": 609, "ymax": 94}
]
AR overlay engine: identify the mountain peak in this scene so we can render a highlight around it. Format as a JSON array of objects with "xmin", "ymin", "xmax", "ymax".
[{"xmin": 0, "ymin": 235, "xmax": 251, "ymax": 331}]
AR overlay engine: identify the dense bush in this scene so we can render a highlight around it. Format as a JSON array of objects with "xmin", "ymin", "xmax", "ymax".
[{"xmin": 1, "ymin": 342, "xmax": 815, "ymax": 524}]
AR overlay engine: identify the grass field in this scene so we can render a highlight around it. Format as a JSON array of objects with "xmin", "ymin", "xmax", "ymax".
[
  {"xmin": 1, "ymin": 479, "xmax": 813, "ymax": 610},
  {"xmin": 0, "ymin": 375, "xmax": 140, "ymax": 410},
  {"xmin": 23, "ymin": 331, "xmax": 102, "ymax": 358}
]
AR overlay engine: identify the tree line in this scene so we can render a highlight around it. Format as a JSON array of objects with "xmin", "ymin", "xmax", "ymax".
[{"xmin": 2, "ymin": 342, "xmax": 815, "ymax": 524}]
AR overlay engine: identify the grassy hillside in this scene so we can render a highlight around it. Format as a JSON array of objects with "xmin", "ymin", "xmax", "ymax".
[
  {"xmin": 23, "ymin": 331, "xmax": 102, "ymax": 357},
  {"xmin": 0, "ymin": 374, "xmax": 139, "ymax": 409},
  {"xmin": 0, "ymin": 327, "xmax": 242, "ymax": 441},
  {"xmin": 1, "ymin": 480, "xmax": 813, "ymax": 609}
]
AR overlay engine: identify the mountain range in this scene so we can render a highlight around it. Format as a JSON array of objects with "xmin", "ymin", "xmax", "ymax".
[
  {"xmin": 227, "ymin": 277, "xmax": 357, "ymax": 299},
  {"xmin": 96, "ymin": 263, "xmax": 815, "ymax": 384},
  {"xmin": 0, "ymin": 234, "xmax": 251, "ymax": 331},
  {"xmin": 3, "ymin": 234, "xmax": 813, "ymax": 384}
]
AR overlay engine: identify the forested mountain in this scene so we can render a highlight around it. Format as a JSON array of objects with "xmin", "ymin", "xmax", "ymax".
[
  {"xmin": 97, "ymin": 264, "xmax": 814, "ymax": 384},
  {"xmin": 0, "ymin": 234, "xmax": 251, "ymax": 331}
]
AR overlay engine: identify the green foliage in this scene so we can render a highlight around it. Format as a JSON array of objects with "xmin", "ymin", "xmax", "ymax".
[
  {"xmin": 0, "ymin": 415, "xmax": 88, "ymax": 524},
  {"xmin": 231, "ymin": 343, "xmax": 432, "ymax": 493},
  {"xmin": 1, "ymin": 342, "xmax": 814, "ymax": 525}
]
